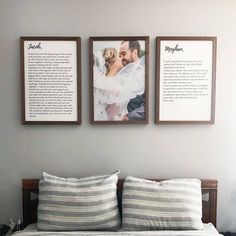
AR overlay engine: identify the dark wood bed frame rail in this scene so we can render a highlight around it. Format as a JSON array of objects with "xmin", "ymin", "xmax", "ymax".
[{"xmin": 22, "ymin": 179, "xmax": 218, "ymax": 228}]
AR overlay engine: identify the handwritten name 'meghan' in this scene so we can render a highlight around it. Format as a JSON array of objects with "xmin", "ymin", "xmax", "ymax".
[{"xmin": 165, "ymin": 44, "xmax": 183, "ymax": 54}]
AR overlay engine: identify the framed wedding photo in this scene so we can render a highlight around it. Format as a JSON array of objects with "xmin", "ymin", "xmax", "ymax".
[
  {"xmin": 89, "ymin": 36, "xmax": 149, "ymax": 124},
  {"xmin": 156, "ymin": 36, "xmax": 217, "ymax": 124},
  {"xmin": 20, "ymin": 36, "xmax": 81, "ymax": 124}
]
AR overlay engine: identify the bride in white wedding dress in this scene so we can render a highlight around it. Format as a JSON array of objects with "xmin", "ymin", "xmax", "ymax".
[{"xmin": 93, "ymin": 48, "xmax": 145, "ymax": 121}]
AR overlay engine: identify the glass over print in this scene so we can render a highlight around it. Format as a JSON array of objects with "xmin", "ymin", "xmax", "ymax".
[{"xmin": 90, "ymin": 37, "xmax": 149, "ymax": 124}]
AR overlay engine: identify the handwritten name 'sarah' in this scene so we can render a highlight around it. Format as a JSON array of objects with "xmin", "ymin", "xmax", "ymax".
[
  {"xmin": 165, "ymin": 44, "xmax": 183, "ymax": 54},
  {"xmin": 28, "ymin": 42, "xmax": 42, "ymax": 50}
]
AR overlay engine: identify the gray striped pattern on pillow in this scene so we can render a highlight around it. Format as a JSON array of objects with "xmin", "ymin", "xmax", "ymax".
[
  {"xmin": 37, "ymin": 171, "xmax": 121, "ymax": 231},
  {"xmin": 122, "ymin": 176, "xmax": 203, "ymax": 231}
]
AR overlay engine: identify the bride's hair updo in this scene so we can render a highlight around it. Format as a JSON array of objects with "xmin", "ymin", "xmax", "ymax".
[{"xmin": 103, "ymin": 48, "xmax": 118, "ymax": 76}]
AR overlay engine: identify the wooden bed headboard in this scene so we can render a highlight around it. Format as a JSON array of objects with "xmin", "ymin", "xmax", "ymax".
[{"xmin": 22, "ymin": 178, "xmax": 218, "ymax": 228}]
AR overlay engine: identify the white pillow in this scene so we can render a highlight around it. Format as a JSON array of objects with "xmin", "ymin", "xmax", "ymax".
[
  {"xmin": 122, "ymin": 176, "xmax": 203, "ymax": 230},
  {"xmin": 37, "ymin": 171, "xmax": 121, "ymax": 231}
]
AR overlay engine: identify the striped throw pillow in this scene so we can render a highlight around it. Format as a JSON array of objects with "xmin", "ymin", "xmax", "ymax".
[
  {"xmin": 122, "ymin": 176, "xmax": 203, "ymax": 230},
  {"xmin": 37, "ymin": 171, "xmax": 121, "ymax": 231}
]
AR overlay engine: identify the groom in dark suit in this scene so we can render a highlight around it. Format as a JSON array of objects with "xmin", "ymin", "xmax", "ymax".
[{"xmin": 119, "ymin": 41, "xmax": 145, "ymax": 120}]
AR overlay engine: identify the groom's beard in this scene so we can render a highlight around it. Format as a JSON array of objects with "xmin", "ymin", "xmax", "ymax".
[{"xmin": 122, "ymin": 58, "xmax": 132, "ymax": 66}]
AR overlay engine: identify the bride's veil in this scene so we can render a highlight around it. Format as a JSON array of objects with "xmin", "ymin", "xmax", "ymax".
[
  {"xmin": 93, "ymin": 51, "xmax": 106, "ymax": 75},
  {"xmin": 93, "ymin": 54, "xmax": 145, "ymax": 105}
]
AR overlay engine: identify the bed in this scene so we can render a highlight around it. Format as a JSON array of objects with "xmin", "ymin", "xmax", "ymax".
[{"xmin": 15, "ymin": 177, "xmax": 221, "ymax": 236}]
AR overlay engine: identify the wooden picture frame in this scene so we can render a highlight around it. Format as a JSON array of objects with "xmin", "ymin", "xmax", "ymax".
[
  {"xmin": 20, "ymin": 37, "xmax": 81, "ymax": 124},
  {"xmin": 156, "ymin": 36, "xmax": 217, "ymax": 124},
  {"xmin": 89, "ymin": 36, "xmax": 149, "ymax": 124}
]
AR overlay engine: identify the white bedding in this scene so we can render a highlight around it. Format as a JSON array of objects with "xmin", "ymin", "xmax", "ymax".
[{"xmin": 12, "ymin": 223, "xmax": 222, "ymax": 236}]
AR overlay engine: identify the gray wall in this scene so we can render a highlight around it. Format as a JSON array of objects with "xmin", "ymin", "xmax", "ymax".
[{"xmin": 0, "ymin": 0, "xmax": 236, "ymax": 231}]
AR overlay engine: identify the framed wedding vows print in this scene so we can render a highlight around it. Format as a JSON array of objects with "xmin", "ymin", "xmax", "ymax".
[
  {"xmin": 156, "ymin": 36, "xmax": 217, "ymax": 124},
  {"xmin": 90, "ymin": 36, "xmax": 149, "ymax": 124},
  {"xmin": 20, "ymin": 37, "xmax": 81, "ymax": 124}
]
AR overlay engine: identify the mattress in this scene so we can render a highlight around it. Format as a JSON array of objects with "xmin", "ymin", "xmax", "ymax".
[{"xmin": 12, "ymin": 223, "xmax": 222, "ymax": 236}]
